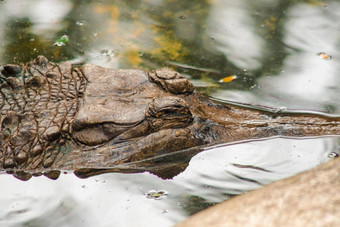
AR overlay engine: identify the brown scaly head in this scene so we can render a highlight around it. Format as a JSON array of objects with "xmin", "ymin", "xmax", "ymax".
[
  {"xmin": 1, "ymin": 56, "xmax": 340, "ymax": 180},
  {"xmin": 0, "ymin": 56, "xmax": 224, "ymax": 180}
]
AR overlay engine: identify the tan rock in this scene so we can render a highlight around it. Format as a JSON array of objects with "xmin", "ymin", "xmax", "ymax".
[{"xmin": 176, "ymin": 157, "xmax": 340, "ymax": 227}]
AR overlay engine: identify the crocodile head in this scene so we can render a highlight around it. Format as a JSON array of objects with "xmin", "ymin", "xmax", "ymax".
[
  {"xmin": 0, "ymin": 57, "xmax": 229, "ymax": 180},
  {"xmin": 70, "ymin": 65, "xmax": 227, "ymax": 178},
  {"xmin": 73, "ymin": 65, "xmax": 194, "ymax": 146}
]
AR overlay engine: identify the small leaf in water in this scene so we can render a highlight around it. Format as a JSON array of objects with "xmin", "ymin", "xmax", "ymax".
[
  {"xmin": 219, "ymin": 75, "xmax": 237, "ymax": 83},
  {"xmin": 145, "ymin": 190, "xmax": 168, "ymax": 200},
  {"xmin": 318, "ymin": 52, "xmax": 332, "ymax": 60},
  {"xmin": 54, "ymin": 35, "xmax": 69, "ymax": 47}
]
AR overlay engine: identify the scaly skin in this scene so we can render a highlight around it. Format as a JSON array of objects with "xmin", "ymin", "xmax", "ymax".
[{"xmin": 1, "ymin": 56, "xmax": 340, "ymax": 180}]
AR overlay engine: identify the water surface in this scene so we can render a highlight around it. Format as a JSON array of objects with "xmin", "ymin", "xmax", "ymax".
[{"xmin": 0, "ymin": 0, "xmax": 340, "ymax": 226}]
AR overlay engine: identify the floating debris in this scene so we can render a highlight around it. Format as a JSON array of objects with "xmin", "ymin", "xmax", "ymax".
[
  {"xmin": 318, "ymin": 52, "xmax": 332, "ymax": 60},
  {"xmin": 101, "ymin": 49, "xmax": 119, "ymax": 57},
  {"xmin": 219, "ymin": 75, "xmax": 237, "ymax": 83},
  {"xmin": 54, "ymin": 35, "xmax": 69, "ymax": 47},
  {"xmin": 145, "ymin": 190, "xmax": 168, "ymax": 200},
  {"xmin": 327, "ymin": 152, "xmax": 338, "ymax": 158}
]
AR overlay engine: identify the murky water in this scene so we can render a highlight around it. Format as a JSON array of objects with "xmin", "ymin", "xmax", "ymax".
[{"xmin": 1, "ymin": 0, "xmax": 340, "ymax": 226}]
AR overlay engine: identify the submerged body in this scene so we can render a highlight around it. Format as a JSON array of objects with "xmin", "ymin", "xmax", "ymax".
[{"xmin": 1, "ymin": 56, "xmax": 340, "ymax": 180}]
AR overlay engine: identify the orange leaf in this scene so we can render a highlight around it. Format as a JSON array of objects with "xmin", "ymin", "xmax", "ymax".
[{"xmin": 219, "ymin": 75, "xmax": 237, "ymax": 83}]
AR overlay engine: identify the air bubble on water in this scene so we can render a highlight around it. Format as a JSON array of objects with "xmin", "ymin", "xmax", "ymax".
[
  {"xmin": 145, "ymin": 190, "xmax": 168, "ymax": 200},
  {"xmin": 101, "ymin": 49, "xmax": 119, "ymax": 57},
  {"xmin": 203, "ymin": 185, "xmax": 211, "ymax": 189},
  {"xmin": 76, "ymin": 20, "xmax": 86, "ymax": 26},
  {"xmin": 249, "ymin": 84, "xmax": 256, "ymax": 89}
]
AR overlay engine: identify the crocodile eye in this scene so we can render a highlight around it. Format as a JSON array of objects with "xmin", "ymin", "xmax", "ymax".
[{"xmin": 146, "ymin": 97, "xmax": 193, "ymax": 129}]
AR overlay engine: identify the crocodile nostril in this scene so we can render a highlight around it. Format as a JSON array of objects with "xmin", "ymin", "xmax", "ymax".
[{"xmin": 148, "ymin": 68, "xmax": 194, "ymax": 94}]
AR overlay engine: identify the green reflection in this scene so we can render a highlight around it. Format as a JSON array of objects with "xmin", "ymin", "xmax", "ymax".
[
  {"xmin": 0, "ymin": 0, "xmax": 336, "ymax": 94},
  {"xmin": 0, "ymin": 1, "xmax": 299, "ymax": 82},
  {"xmin": 3, "ymin": 18, "xmax": 45, "ymax": 64},
  {"xmin": 179, "ymin": 195, "xmax": 216, "ymax": 216}
]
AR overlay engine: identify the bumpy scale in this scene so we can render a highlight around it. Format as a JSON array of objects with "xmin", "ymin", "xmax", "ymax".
[{"xmin": 0, "ymin": 56, "xmax": 87, "ymax": 179}]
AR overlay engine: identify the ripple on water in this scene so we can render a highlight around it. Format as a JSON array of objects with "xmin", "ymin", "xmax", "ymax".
[
  {"xmin": 173, "ymin": 136, "xmax": 340, "ymax": 202},
  {"xmin": 0, "ymin": 136, "xmax": 339, "ymax": 227}
]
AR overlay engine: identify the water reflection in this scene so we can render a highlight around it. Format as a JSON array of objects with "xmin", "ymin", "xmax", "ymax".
[
  {"xmin": 1, "ymin": 0, "xmax": 340, "ymax": 226},
  {"xmin": 211, "ymin": 0, "xmax": 340, "ymax": 112},
  {"xmin": 0, "ymin": 137, "xmax": 338, "ymax": 227},
  {"xmin": 1, "ymin": 0, "xmax": 338, "ymax": 112},
  {"xmin": 175, "ymin": 137, "xmax": 339, "ymax": 202}
]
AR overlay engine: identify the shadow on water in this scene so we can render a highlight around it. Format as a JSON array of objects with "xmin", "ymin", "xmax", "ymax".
[{"xmin": 1, "ymin": 0, "xmax": 340, "ymax": 226}]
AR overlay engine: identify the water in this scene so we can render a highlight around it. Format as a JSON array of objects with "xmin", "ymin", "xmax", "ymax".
[
  {"xmin": 1, "ymin": 0, "xmax": 340, "ymax": 226},
  {"xmin": 0, "ymin": 137, "xmax": 339, "ymax": 227}
]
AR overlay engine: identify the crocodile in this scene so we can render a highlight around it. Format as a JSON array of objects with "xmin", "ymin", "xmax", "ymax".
[{"xmin": 1, "ymin": 56, "xmax": 340, "ymax": 180}]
